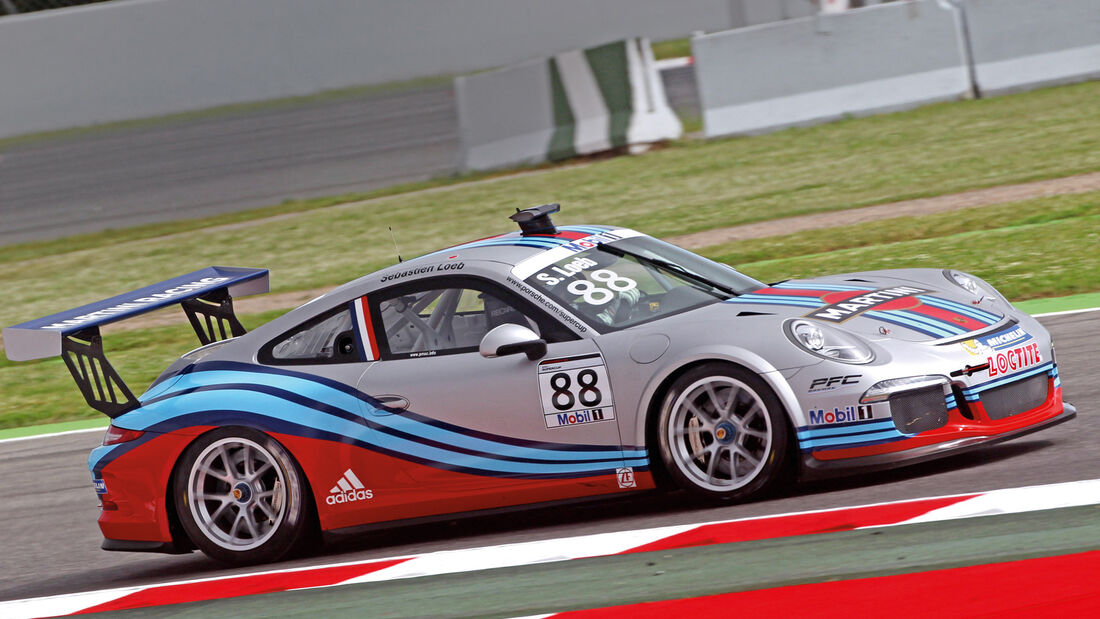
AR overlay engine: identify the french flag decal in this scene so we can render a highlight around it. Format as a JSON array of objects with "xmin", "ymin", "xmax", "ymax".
[{"xmin": 351, "ymin": 296, "xmax": 379, "ymax": 361}]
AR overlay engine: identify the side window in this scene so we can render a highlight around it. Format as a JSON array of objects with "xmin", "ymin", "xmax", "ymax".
[
  {"xmin": 370, "ymin": 277, "xmax": 574, "ymax": 359},
  {"xmin": 261, "ymin": 307, "xmax": 358, "ymax": 365},
  {"xmin": 378, "ymin": 287, "xmax": 540, "ymax": 357}
]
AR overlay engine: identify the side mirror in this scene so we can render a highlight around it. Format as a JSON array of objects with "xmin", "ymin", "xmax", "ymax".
[
  {"xmin": 333, "ymin": 330, "xmax": 358, "ymax": 360},
  {"xmin": 479, "ymin": 323, "xmax": 547, "ymax": 361}
]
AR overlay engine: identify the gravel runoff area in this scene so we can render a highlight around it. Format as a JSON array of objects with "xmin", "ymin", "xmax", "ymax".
[{"xmin": 666, "ymin": 171, "xmax": 1100, "ymax": 249}]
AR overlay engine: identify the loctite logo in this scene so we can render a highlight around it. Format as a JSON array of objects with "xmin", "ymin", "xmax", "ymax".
[{"xmin": 987, "ymin": 343, "xmax": 1042, "ymax": 377}]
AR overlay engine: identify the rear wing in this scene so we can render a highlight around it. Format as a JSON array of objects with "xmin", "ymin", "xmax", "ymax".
[{"xmin": 3, "ymin": 266, "xmax": 269, "ymax": 417}]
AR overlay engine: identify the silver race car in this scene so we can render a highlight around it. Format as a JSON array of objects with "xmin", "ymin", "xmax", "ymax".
[{"xmin": 4, "ymin": 203, "xmax": 1074, "ymax": 564}]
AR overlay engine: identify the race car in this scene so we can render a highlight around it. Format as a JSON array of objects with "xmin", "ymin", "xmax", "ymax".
[{"xmin": 3, "ymin": 203, "xmax": 1074, "ymax": 564}]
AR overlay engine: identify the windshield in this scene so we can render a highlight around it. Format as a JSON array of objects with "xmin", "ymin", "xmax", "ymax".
[{"xmin": 516, "ymin": 233, "xmax": 763, "ymax": 331}]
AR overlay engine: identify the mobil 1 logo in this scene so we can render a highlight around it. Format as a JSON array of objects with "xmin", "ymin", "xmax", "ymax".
[{"xmin": 538, "ymin": 353, "xmax": 616, "ymax": 428}]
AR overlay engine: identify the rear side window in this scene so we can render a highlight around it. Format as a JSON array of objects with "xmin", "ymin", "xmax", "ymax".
[{"xmin": 260, "ymin": 307, "xmax": 357, "ymax": 365}]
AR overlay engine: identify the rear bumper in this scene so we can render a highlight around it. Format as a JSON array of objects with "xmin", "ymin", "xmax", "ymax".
[{"xmin": 800, "ymin": 402, "xmax": 1076, "ymax": 480}]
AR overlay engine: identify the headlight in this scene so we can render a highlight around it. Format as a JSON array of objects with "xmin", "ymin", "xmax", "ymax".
[
  {"xmin": 785, "ymin": 319, "xmax": 874, "ymax": 364},
  {"xmin": 943, "ymin": 269, "xmax": 1011, "ymax": 306},
  {"xmin": 945, "ymin": 270, "xmax": 985, "ymax": 296}
]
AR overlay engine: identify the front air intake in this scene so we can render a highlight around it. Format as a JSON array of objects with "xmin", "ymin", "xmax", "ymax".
[
  {"xmin": 889, "ymin": 386, "xmax": 949, "ymax": 434},
  {"xmin": 981, "ymin": 373, "xmax": 1049, "ymax": 420}
]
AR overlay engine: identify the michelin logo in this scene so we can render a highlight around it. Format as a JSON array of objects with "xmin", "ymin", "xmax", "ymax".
[{"xmin": 326, "ymin": 469, "xmax": 373, "ymax": 505}]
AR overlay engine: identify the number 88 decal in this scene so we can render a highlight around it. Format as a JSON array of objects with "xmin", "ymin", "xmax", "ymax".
[
  {"xmin": 549, "ymin": 369, "xmax": 603, "ymax": 411},
  {"xmin": 566, "ymin": 269, "xmax": 636, "ymax": 306}
]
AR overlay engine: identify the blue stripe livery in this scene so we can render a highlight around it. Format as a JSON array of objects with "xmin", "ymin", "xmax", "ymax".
[
  {"xmin": 730, "ymin": 281, "xmax": 1001, "ymax": 339},
  {"xmin": 796, "ymin": 419, "xmax": 907, "ymax": 451},
  {"xmin": 93, "ymin": 361, "xmax": 645, "ymax": 479}
]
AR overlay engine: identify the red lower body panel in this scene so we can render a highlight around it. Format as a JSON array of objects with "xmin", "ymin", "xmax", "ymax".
[
  {"xmin": 96, "ymin": 429, "xmax": 210, "ymax": 542},
  {"xmin": 276, "ymin": 432, "xmax": 652, "ymax": 531},
  {"xmin": 95, "ymin": 426, "xmax": 649, "ymax": 543}
]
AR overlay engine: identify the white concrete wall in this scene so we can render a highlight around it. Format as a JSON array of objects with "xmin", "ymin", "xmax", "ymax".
[
  {"xmin": 0, "ymin": 0, "xmax": 739, "ymax": 138},
  {"xmin": 694, "ymin": 1, "xmax": 970, "ymax": 137},
  {"xmin": 964, "ymin": 0, "xmax": 1100, "ymax": 94}
]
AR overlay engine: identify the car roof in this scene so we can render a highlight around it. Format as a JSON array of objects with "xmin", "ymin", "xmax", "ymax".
[{"xmin": 421, "ymin": 224, "xmax": 622, "ymax": 263}]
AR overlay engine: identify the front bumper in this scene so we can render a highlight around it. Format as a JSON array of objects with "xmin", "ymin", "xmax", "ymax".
[{"xmin": 800, "ymin": 402, "xmax": 1076, "ymax": 480}]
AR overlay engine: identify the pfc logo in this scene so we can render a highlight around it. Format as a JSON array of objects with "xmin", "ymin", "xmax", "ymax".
[{"xmin": 808, "ymin": 374, "xmax": 861, "ymax": 393}]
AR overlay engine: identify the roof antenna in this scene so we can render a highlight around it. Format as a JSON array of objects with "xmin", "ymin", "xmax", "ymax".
[{"xmin": 389, "ymin": 227, "xmax": 403, "ymax": 263}]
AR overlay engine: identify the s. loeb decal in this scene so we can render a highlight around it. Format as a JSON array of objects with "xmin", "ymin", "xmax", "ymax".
[
  {"xmin": 538, "ymin": 354, "xmax": 615, "ymax": 428},
  {"xmin": 511, "ymin": 228, "xmax": 644, "ymax": 280},
  {"xmin": 806, "ymin": 286, "xmax": 930, "ymax": 322}
]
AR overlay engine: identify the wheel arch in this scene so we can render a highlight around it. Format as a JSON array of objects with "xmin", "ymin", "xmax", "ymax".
[
  {"xmin": 166, "ymin": 424, "xmax": 322, "ymax": 554},
  {"xmin": 634, "ymin": 346, "xmax": 803, "ymax": 481}
]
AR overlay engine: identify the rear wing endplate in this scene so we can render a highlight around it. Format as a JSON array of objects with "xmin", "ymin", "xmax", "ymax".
[{"xmin": 3, "ymin": 266, "xmax": 269, "ymax": 417}]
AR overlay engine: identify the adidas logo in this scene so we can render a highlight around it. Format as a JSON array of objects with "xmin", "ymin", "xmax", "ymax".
[{"xmin": 326, "ymin": 468, "xmax": 373, "ymax": 505}]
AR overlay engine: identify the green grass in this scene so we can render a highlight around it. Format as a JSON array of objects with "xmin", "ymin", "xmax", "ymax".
[
  {"xmin": 2, "ymin": 81, "xmax": 1097, "ymax": 335},
  {"xmin": 703, "ymin": 191, "xmax": 1100, "ymax": 301},
  {"xmin": 704, "ymin": 191, "xmax": 1100, "ymax": 303},
  {"xmin": 2, "ymin": 81, "xmax": 1099, "ymax": 429},
  {"xmin": 651, "ymin": 38, "xmax": 692, "ymax": 60},
  {"xmin": 1015, "ymin": 292, "xmax": 1100, "ymax": 315}
]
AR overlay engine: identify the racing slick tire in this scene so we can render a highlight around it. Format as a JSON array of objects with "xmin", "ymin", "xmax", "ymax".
[
  {"xmin": 656, "ymin": 363, "xmax": 790, "ymax": 501},
  {"xmin": 174, "ymin": 427, "xmax": 313, "ymax": 564}
]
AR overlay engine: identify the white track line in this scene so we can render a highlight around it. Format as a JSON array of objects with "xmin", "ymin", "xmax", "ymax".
[
  {"xmin": 1033, "ymin": 306, "xmax": 1100, "ymax": 318},
  {"xmin": 2, "ymin": 479, "xmax": 1098, "ymax": 618},
  {"xmin": 0, "ymin": 426, "xmax": 106, "ymax": 445}
]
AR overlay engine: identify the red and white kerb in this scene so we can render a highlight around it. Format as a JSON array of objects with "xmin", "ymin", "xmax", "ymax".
[{"xmin": 352, "ymin": 296, "xmax": 379, "ymax": 361}]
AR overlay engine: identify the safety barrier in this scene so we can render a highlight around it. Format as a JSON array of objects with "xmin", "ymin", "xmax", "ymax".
[
  {"xmin": 456, "ymin": 39, "xmax": 681, "ymax": 172},
  {"xmin": 963, "ymin": 0, "xmax": 1100, "ymax": 95},
  {"xmin": 694, "ymin": 0, "xmax": 1100, "ymax": 138},
  {"xmin": 694, "ymin": 1, "xmax": 968, "ymax": 137}
]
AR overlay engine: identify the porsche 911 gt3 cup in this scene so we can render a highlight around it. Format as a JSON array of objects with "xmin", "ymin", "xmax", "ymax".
[{"xmin": 4, "ymin": 204, "xmax": 1074, "ymax": 564}]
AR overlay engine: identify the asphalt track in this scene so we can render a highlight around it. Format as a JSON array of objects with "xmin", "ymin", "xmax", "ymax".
[
  {"xmin": 0, "ymin": 67, "xmax": 700, "ymax": 247},
  {"xmin": 0, "ymin": 311, "xmax": 1095, "ymax": 603}
]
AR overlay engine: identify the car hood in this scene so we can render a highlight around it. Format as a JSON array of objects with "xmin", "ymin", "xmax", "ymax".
[{"xmin": 723, "ymin": 269, "xmax": 1006, "ymax": 342}]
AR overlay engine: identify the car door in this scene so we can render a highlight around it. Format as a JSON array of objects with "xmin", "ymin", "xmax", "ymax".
[{"xmin": 352, "ymin": 275, "xmax": 634, "ymax": 519}]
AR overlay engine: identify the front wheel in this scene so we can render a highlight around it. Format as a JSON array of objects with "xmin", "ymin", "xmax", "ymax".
[
  {"xmin": 656, "ymin": 363, "xmax": 790, "ymax": 501},
  {"xmin": 174, "ymin": 427, "xmax": 312, "ymax": 564}
]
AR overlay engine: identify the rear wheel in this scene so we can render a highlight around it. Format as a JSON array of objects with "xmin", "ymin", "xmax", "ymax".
[
  {"xmin": 656, "ymin": 363, "xmax": 790, "ymax": 501},
  {"xmin": 174, "ymin": 427, "xmax": 311, "ymax": 564}
]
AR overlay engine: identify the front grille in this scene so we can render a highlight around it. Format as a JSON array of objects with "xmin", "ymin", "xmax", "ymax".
[
  {"xmin": 890, "ymin": 386, "xmax": 949, "ymax": 434},
  {"xmin": 981, "ymin": 373, "xmax": 1049, "ymax": 420}
]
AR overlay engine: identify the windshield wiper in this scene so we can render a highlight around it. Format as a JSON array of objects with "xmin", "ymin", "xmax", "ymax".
[{"xmin": 596, "ymin": 243, "xmax": 739, "ymax": 297}]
